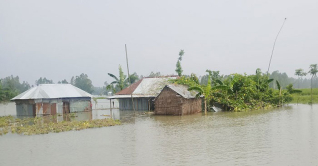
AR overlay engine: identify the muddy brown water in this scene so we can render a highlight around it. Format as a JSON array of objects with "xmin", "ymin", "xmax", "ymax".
[{"xmin": 0, "ymin": 102, "xmax": 318, "ymax": 166}]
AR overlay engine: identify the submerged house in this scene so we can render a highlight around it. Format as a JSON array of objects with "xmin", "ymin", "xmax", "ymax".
[
  {"xmin": 11, "ymin": 84, "xmax": 92, "ymax": 116},
  {"xmin": 154, "ymin": 84, "xmax": 202, "ymax": 115},
  {"xmin": 109, "ymin": 77, "xmax": 176, "ymax": 110}
]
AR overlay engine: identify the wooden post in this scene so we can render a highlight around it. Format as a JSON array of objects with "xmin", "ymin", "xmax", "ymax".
[{"xmin": 110, "ymin": 99, "xmax": 113, "ymax": 119}]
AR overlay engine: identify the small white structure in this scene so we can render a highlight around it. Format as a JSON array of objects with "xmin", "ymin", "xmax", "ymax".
[{"xmin": 11, "ymin": 84, "xmax": 92, "ymax": 116}]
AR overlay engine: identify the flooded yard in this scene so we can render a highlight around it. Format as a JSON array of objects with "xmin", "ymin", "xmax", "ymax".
[{"xmin": 0, "ymin": 102, "xmax": 318, "ymax": 165}]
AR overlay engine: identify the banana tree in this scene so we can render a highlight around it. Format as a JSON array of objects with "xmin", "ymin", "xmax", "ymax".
[
  {"xmin": 188, "ymin": 70, "xmax": 211, "ymax": 114},
  {"xmin": 106, "ymin": 65, "xmax": 126, "ymax": 92},
  {"xmin": 276, "ymin": 80, "xmax": 282, "ymax": 105}
]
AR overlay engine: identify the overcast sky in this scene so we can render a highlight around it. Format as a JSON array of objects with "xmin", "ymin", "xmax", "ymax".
[{"xmin": 0, "ymin": 0, "xmax": 317, "ymax": 86}]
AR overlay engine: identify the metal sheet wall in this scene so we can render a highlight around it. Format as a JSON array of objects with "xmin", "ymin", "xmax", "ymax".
[
  {"xmin": 118, "ymin": 98, "xmax": 154, "ymax": 111},
  {"xmin": 16, "ymin": 104, "xmax": 34, "ymax": 116}
]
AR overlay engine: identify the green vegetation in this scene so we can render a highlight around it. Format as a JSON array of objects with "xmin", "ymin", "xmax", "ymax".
[
  {"xmin": 0, "ymin": 76, "xmax": 30, "ymax": 102},
  {"xmin": 0, "ymin": 115, "xmax": 120, "ymax": 136},
  {"xmin": 295, "ymin": 68, "xmax": 307, "ymax": 88},
  {"xmin": 290, "ymin": 88, "xmax": 318, "ymax": 104},
  {"xmin": 71, "ymin": 73, "xmax": 94, "ymax": 94},
  {"xmin": 35, "ymin": 77, "xmax": 53, "ymax": 85},
  {"xmin": 172, "ymin": 69, "xmax": 293, "ymax": 112},
  {"xmin": 188, "ymin": 71, "xmax": 211, "ymax": 114},
  {"xmin": 106, "ymin": 65, "xmax": 139, "ymax": 93},
  {"xmin": 309, "ymin": 64, "xmax": 318, "ymax": 104},
  {"xmin": 58, "ymin": 79, "xmax": 68, "ymax": 84},
  {"xmin": 175, "ymin": 50, "xmax": 185, "ymax": 76}
]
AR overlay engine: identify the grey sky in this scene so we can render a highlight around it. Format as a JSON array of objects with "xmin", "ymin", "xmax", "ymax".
[{"xmin": 0, "ymin": 0, "xmax": 317, "ymax": 87}]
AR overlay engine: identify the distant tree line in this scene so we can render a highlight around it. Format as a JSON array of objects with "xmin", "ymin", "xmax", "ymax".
[{"xmin": 1, "ymin": 61, "xmax": 316, "ymax": 102}]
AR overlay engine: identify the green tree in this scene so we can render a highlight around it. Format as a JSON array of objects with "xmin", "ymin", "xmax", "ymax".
[
  {"xmin": 148, "ymin": 71, "xmax": 161, "ymax": 77},
  {"xmin": 295, "ymin": 68, "xmax": 307, "ymax": 88},
  {"xmin": 35, "ymin": 77, "xmax": 53, "ymax": 86},
  {"xmin": 127, "ymin": 72, "xmax": 139, "ymax": 84},
  {"xmin": 188, "ymin": 70, "xmax": 211, "ymax": 114},
  {"xmin": 0, "ymin": 76, "xmax": 30, "ymax": 101},
  {"xmin": 175, "ymin": 50, "xmax": 185, "ymax": 76},
  {"xmin": 107, "ymin": 65, "xmax": 127, "ymax": 93},
  {"xmin": 73, "ymin": 73, "xmax": 94, "ymax": 94},
  {"xmin": 309, "ymin": 64, "xmax": 318, "ymax": 104},
  {"xmin": 58, "ymin": 79, "xmax": 69, "ymax": 84}
]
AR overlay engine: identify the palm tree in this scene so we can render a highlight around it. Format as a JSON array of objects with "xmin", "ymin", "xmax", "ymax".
[
  {"xmin": 309, "ymin": 64, "xmax": 318, "ymax": 104},
  {"xmin": 188, "ymin": 70, "xmax": 211, "ymax": 114},
  {"xmin": 295, "ymin": 68, "xmax": 307, "ymax": 88}
]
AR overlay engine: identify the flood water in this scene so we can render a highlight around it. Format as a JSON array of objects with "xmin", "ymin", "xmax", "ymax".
[{"xmin": 0, "ymin": 103, "xmax": 318, "ymax": 166}]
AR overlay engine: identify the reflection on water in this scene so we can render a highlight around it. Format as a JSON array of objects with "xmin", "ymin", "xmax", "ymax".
[{"xmin": 0, "ymin": 104, "xmax": 318, "ymax": 166}]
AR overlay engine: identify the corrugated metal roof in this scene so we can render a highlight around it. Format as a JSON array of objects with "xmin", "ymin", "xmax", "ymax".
[
  {"xmin": 166, "ymin": 84, "xmax": 199, "ymax": 99},
  {"xmin": 111, "ymin": 77, "xmax": 176, "ymax": 99},
  {"xmin": 11, "ymin": 84, "xmax": 92, "ymax": 100},
  {"xmin": 116, "ymin": 79, "xmax": 143, "ymax": 95},
  {"xmin": 133, "ymin": 77, "xmax": 174, "ymax": 95}
]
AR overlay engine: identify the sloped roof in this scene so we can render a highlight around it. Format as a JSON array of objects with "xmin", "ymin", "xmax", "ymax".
[
  {"xmin": 110, "ymin": 77, "xmax": 176, "ymax": 98},
  {"xmin": 164, "ymin": 84, "xmax": 199, "ymax": 99},
  {"xmin": 116, "ymin": 79, "xmax": 143, "ymax": 95},
  {"xmin": 11, "ymin": 84, "xmax": 92, "ymax": 100}
]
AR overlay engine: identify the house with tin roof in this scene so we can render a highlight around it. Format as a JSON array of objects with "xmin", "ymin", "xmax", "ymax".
[
  {"xmin": 11, "ymin": 84, "xmax": 92, "ymax": 116},
  {"xmin": 108, "ymin": 77, "xmax": 176, "ymax": 111}
]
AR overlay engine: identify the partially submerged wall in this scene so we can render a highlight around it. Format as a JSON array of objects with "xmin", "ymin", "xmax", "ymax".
[
  {"xmin": 181, "ymin": 98, "xmax": 201, "ymax": 115},
  {"xmin": 154, "ymin": 87, "xmax": 202, "ymax": 115},
  {"xmin": 154, "ymin": 88, "xmax": 183, "ymax": 115},
  {"xmin": 118, "ymin": 98, "xmax": 153, "ymax": 111},
  {"xmin": 15, "ymin": 98, "xmax": 91, "ymax": 116}
]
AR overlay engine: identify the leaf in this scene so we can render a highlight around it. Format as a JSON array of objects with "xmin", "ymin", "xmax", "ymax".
[
  {"xmin": 216, "ymin": 79, "xmax": 223, "ymax": 85},
  {"xmin": 108, "ymin": 73, "xmax": 119, "ymax": 81},
  {"xmin": 267, "ymin": 79, "xmax": 274, "ymax": 83},
  {"xmin": 188, "ymin": 86, "xmax": 203, "ymax": 93},
  {"xmin": 188, "ymin": 86, "xmax": 203, "ymax": 98},
  {"xmin": 110, "ymin": 81, "xmax": 118, "ymax": 85},
  {"xmin": 213, "ymin": 85, "xmax": 228, "ymax": 90},
  {"xmin": 276, "ymin": 80, "xmax": 281, "ymax": 90}
]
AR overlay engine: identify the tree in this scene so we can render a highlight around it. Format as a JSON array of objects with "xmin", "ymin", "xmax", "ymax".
[
  {"xmin": 73, "ymin": 73, "xmax": 94, "ymax": 94},
  {"xmin": 309, "ymin": 64, "xmax": 318, "ymax": 104},
  {"xmin": 188, "ymin": 70, "xmax": 211, "ymax": 114},
  {"xmin": 127, "ymin": 72, "xmax": 139, "ymax": 84},
  {"xmin": 107, "ymin": 65, "xmax": 127, "ymax": 93},
  {"xmin": 148, "ymin": 72, "xmax": 161, "ymax": 77},
  {"xmin": 0, "ymin": 76, "xmax": 31, "ymax": 101},
  {"xmin": 175, "ymin": 50, "xmax": 185, "ymax": 76},
  {"xmin": 295, "ymin": 68, "xmax": 307, "ymax": 88},
  {"xmin": 58, "ymin": 79, "xmax": 69, "ymax": 84},
  {"xmin": 35, "ymin": 77, "xmax": 53, "ymax": 86},
  {"xmin": 70, "ymin": 76, "xmax": 75, "ymax": 85}
]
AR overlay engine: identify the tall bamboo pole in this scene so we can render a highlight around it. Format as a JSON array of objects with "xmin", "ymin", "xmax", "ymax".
[
  {"xmin": 267, "ymin": 18, "xmax": 287, "ymax": 75},
  {"xmin": 125, "ymin": 44, "xmax": 135, "ymax": 111}
]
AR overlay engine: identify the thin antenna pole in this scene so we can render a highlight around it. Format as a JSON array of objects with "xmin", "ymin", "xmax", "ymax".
[
  {"xmin": 267, "ymin": 18, "xmax": 287, "ymax": 76},
  {"xmin": 125, "ymin": 44, "xmax": 135, "ymax": 111}
]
